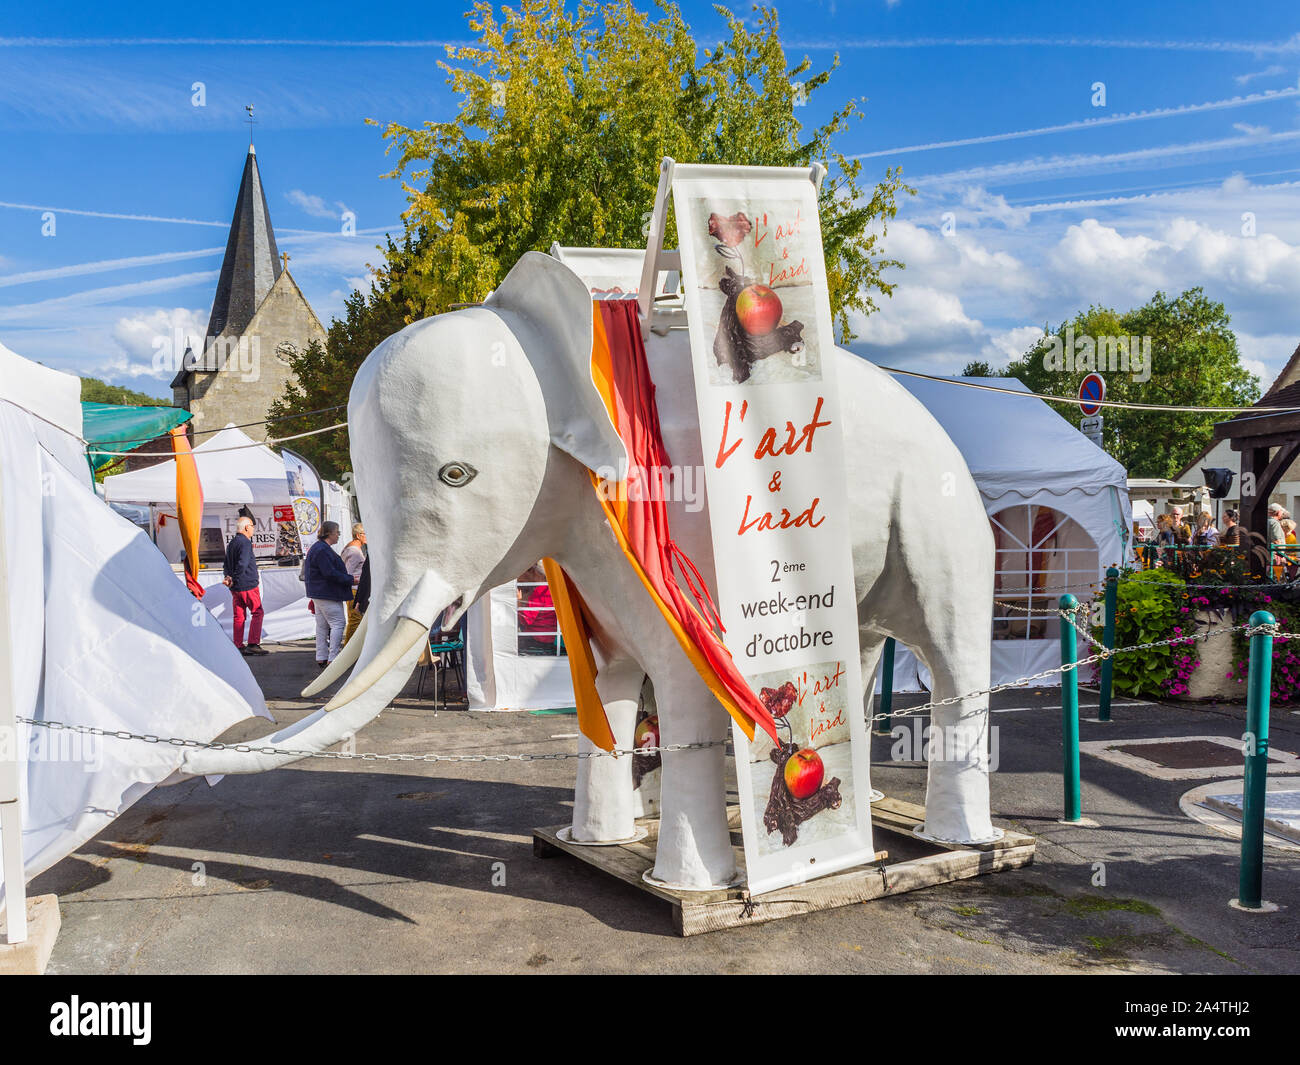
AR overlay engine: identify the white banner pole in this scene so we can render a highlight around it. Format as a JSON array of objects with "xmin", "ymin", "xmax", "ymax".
[{"xmin": 0, "ymin": 455, "xmax": 28, "ymax": 944}]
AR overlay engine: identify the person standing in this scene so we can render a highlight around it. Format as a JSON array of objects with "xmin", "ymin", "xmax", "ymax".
[
  {"xmin": 1221, "ymin": 508, "xmax": 1244, "ymax": 547},
  {"xmin": 341, "ymin": 522, "xmax": 367, "ymax": 646},
  {"xmin": 1269, "ymin": 503, "xmax": 1287, "ymax": 580},
  {"xmin": 305, "ymin": 520, "xmax": 354, "ymax": 668},
  {"xmin": 1194, "ymin": 511, "xmax": 1219, "ymax": 547},
  {"xmin": 223, "ymin": 516, "xmax": 266, "ymax": 656}
]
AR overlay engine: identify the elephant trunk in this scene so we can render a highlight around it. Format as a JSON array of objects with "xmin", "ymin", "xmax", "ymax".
[{"xmin": 179, "ymin": 568, "xmax": 452, "ymax": 777}]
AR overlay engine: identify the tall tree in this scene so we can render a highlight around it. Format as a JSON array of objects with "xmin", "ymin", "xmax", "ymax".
[
  {"xmin": 995, "ymin": 289, "xmax": 1258, "ymax": 478},
  {"xmin": 374, "ymin": 0, "xmax": 909, "ymax": 337}
]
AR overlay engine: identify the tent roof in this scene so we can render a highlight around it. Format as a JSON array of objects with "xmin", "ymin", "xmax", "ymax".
[
  {"xmin": 897, "ymin": 375, "xmax": 1130, "ymax": 499},
  {"xmin": 81, "ymin": 401, "xmax": 192, "ymax": 474},
  {"xmin": 102, "ymin": 423, "xmax": 290, "ymax": 506},
  {"xmin": 0, "ymin": 339, "xmax": 83, "ymax": 437}
]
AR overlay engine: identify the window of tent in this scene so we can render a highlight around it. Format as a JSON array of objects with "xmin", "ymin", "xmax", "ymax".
[
  {"xmin": 989, "ymin": 506, "xmax": 1099, "ymax": 642},
  {"xmin": 516, "ymin": 563, "xmax": 566, "ymax": 657}
]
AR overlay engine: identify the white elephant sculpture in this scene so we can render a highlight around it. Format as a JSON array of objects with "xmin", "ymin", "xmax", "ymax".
[{"xmin": 183, "ymin": 252, "xmax": 998, "ymax": 890}]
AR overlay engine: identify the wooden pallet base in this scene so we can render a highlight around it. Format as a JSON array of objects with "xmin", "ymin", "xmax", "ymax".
[{"xmin": 534, "ymin": 797, "xmax": 1036, "ymax": 935}]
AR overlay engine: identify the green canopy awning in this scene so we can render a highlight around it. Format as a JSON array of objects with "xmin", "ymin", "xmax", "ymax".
[{"xmin": 81, "ymin": 402, "xmax": 192, "ymax": 474}]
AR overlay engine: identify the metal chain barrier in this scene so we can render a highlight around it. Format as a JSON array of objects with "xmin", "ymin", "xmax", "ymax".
[
  {"xmin": 14, "ymin": 614, "xmax": 1283, "ymax": 763},
  {"xmin": 13, "ymin": 716, "xmax": 724, "ymax": 762}
]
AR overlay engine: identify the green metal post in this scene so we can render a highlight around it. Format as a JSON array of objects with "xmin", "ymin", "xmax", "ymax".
[
  {"xmin": 1059, "ymin": 594, "xmax": 1082, "ymax": 823},
  {"xmin": 874, "ymin": 637, "xmax": 896, "ymax": 735},
  {"xmin": 1098, "ymin": 567, "xmax": 1118, "ymax": 722},
  {"xmin": 1238, "ymin": 610, "xmax": 1274, "ymax": 910}
]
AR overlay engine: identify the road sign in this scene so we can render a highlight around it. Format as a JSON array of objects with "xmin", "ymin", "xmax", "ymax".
[
  {"xmin": 1081, "ymin": 414, "xmax": 1103, "ymax": 448},
  {"xmin": 1079, "ymin": 373, "xmax": 1105, "ymax": 416}
]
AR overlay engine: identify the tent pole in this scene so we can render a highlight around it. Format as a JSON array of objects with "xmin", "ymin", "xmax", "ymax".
[{"xmin": 0, "ymin": 455, "xmax": 28, "ymax": 944}]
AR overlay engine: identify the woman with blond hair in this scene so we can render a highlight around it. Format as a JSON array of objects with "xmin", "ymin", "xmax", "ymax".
[
  {"xmin": 1194, "ymin": 510, "xmax": 1219, "ymax": 547},
  {"xmin": 341, "ymin": 522, "xmax": 367, "ymax": 645}
]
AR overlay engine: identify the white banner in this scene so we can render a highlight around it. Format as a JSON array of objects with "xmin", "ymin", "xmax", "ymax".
[
  {"xmin": 282, "ymin": 447, "xmax": 323, "ymax": 554},
  {"xmin": 671, "ymin": 163, "xmax": 874, "ymax": 895}
]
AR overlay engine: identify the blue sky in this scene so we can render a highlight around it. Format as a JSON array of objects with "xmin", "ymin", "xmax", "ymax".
[{"xmin": 2, "ymin": 0, "xmax": 1298, "ymax": 396}]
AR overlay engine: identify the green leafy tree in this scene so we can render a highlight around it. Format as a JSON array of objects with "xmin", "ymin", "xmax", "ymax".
[
  {"xmin": 995, "ymin": 289, "xmax": 1258, "ymax": 478},
  {"xmin": 269, "ymin": 235, "xmax": 421, "ymax": 480},
  {"xmin": 81, "ymin": 377, "xmax": 167, "ymax": 405},
  {"xmin": 374, "ymin": 0, "xmax": 910, "ymax": 337}
]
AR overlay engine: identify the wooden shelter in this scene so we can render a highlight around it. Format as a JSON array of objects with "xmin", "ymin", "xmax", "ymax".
[{"xmin": 1213, "ymin": 380, "xmax": 1300, "ymax": 576}]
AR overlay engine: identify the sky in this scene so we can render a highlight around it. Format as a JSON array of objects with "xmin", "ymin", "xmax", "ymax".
[{"xmin": 1, "ymin": 0, "xmax": 1298, "ymax": 397}]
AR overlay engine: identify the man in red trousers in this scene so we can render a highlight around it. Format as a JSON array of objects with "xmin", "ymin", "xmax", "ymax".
[{"xmin": 223, "ymin": 516, "xmax": 266, "ymax": 656}]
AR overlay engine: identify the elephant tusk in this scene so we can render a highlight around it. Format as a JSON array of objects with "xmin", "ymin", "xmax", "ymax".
[
  {"xmin": 300, "ymin": 611, "xmax": 368, "ymax": 698},
  {"xmin": 322, "ymin": 616, "xmax": 428, "ymax": 712}
]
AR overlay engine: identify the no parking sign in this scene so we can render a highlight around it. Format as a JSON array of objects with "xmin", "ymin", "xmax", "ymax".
[{"xmin": 1079, "ymin": 373, "xmax": 1106, "ymax": 416}]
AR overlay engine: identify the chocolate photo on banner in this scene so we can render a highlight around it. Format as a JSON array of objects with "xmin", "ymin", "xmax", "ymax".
[
  {"xmin": 684, "ymin": 198, "xmax": 824, "ymax": 387},
  {"xmin": 745, "ymin": 661, "xmax": 854, "ymax": 856}
]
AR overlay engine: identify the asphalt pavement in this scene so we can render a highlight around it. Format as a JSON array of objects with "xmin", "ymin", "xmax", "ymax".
[{"xmin": 29, "ymin": 642, "xmax": 1300, "ymax": 974}]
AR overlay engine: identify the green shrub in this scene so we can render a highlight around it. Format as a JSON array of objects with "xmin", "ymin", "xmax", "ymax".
[{"xmin": 1104, "ymin": 568, "xmax": 1185, "ymax": 697}]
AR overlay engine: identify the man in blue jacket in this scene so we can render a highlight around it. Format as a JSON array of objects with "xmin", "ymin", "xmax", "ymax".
[
  {"xmin": 223, "ymin": 516, "xmax": 266, "ymax": 656},
  {"xmin": 305, "ymin": 520, "xmax": 356, "ymax": 667}
]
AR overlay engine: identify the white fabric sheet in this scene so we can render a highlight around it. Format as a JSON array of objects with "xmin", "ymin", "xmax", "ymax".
[
  {"xmin": 189, "ymin": 566, "xmax": 316, "ymax": 642},
  {"xmin": 0, "ymin": 400, "xmax": 270, "ymax": 905}
]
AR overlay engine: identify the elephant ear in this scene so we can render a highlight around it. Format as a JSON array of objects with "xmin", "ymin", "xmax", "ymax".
[{"xmin": 486, "ymin": 251, "xmax": 627, "ymax": 480}]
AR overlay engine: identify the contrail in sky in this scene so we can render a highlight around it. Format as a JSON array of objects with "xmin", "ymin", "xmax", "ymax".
[{"xmin": 851, "ymin": 87, "xmax": 1300, "ymax": 160}]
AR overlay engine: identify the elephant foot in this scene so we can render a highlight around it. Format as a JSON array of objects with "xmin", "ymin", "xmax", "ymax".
[
  {"xmin": 921, "ymin": 708, "xmax": 998, "ymax": 844},
  {"xmin": 571, "ymin": 734, "xmax": 636, "ymax": 843},
  {"xmin": 651, "ymin": 745, "xmax": 736, "ymax": 889}
]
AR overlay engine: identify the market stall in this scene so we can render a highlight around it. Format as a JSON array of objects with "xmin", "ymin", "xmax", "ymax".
[{"xmin": 102, "ymin": 424, "xmax": 355, "ymax": 640}]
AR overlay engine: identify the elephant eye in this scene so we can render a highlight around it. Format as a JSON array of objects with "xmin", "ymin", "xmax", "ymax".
[{"xmin": 439, "ymin": 461, "xmax": 478, "ymax": 487}]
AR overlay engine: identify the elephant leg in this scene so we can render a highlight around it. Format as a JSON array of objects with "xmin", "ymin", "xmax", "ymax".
[
  {"xmin": 649, "ymin": 658, "xmax": 736, "ymax": 889},
  {"xmin": 910, "ymin": 611, "xmax": 999, "ymax": 844},
  {"xmin": 570, "ymin": 656, "xmax": 642, "ymax": 842}
]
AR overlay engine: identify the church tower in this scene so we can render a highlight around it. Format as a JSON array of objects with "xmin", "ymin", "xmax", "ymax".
[{"xmin": 171, "ymin": 145, "xmax": 326, "ymax": 440}]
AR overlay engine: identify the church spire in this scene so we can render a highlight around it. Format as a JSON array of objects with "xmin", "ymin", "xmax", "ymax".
[{"xmin": 205, "ymin": 146, "xmax": 282, "ymax": 344}]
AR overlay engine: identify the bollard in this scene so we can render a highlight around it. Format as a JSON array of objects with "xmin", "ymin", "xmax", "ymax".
[
  {"xmin": 1059, "ymin": 594, "xmax": 1083, "ymax": 823},
  {"xmin": 1098, "ymin": 567, "xmax": 1118, "ymax": 722},
  {"xmin": 874, "ymin": 637, "xmax": 896, "ymax": 736},
  {"xmin": 1236, "ymin": 609, "xmax": 1275, "ymax": 911}
]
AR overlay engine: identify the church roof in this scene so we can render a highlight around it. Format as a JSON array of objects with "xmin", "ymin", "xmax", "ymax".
[{"xmin": 205, "ymin": 146, "xmax": 282, "ymax": 345}]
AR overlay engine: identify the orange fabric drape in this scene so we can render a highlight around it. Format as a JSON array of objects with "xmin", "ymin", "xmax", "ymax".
[
  {"xmin": 170, "ymin": 427, "xmax": 205, "ymax": 599},
  {"xmin": 542, "ymin": 558, "xmax": 616, "ymax": 751},
  {"xmin": 545, "ymin": 300, "xmax": 780, "ymax": 750}
]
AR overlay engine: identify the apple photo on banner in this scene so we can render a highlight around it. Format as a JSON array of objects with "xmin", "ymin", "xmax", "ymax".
[
  {"xmin": 746, "ymin": 660, "xmax": 856, "ymax": 856},
  {"xmin": 687, "ymin": 198, "xmax": 823, "ymax": 388}
]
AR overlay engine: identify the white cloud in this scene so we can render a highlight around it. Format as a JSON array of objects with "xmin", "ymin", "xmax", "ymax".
[
  {"xmin": 959, "ymin": 186, "xmax": 1030, "ymax": 229},
  {"xmin": 286, "ymin": 189, "xmax": 348, "ymax": 220},
  {"xmin": 881, "ymin": 219, "xmax": 1037, "ymax": 298},
  {"xmin": 982, "ymin": 325, "xmax": 1048, "ymax": 364},
  {"xmin": 851, "ymin": 285, "xmax": 985, "ymax": 367},
  {"xmin": 1233, "ymin": 122, "xmax": 1270, "ymax": 136},
  {"xmin": 107, "ymin": 306, "xmax": 208, "ymax": 379},
  {"xmin": 1235, "ymin": 65, "xmax": 1288, "ymax": 85}
]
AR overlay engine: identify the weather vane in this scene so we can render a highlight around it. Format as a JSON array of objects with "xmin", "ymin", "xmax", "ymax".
[{"xmin": 245, "ymin": 103, "xmax": 257, "ymax": 147}]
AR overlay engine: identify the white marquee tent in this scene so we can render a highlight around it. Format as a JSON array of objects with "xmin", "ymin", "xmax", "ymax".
[
  {"xmin": 103, "ymin": 424, "xmax": 355, "ymax": 641},
  {"xmin": 891, "ymin": 374, "xmax": 1133, "ymax": 690},
  {"xmin": 0, "ymin": 341, "xmax": 269, "ymax": 918}
]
